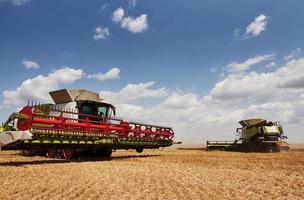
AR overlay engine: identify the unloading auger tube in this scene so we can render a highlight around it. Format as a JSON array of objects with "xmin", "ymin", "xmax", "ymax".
[{"xmin": 0, "ymin": 103, "xmax": 174, "ymax": 158}]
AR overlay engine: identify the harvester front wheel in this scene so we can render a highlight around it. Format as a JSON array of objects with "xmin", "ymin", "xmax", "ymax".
[
  {"xmin": 45, "ymin": 150, "xmax": 56, "ymax": 158},
  {"xmin": 136, "ymin": 148, "xmax": 144, "ymax": 153},
  {"xmin": 99, "ymin": 149, "xmax": 112, "ymax": 158},
  {"xmin": 268, "ymin": 144, "xmax": 280, "ymax": 153},
  {"xmin": 21, "ymin": 150, "xmax": 36, "ymax": 157}
]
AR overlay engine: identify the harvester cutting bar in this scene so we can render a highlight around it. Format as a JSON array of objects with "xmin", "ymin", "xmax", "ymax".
[
  {"xmin": 17, "ymin": 105, "xmax": 173, "ymax": 141},
  {"xmin": 207, "ymin": 141, "xmax": 236, "ymax": 145}
]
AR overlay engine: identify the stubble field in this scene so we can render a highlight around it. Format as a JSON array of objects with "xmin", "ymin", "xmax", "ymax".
[{"xmin": 0, "ymin": 146, "xmax": 303, "ymax": 200}]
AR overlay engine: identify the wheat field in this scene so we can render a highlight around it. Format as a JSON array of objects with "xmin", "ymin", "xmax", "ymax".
[{"xmin": 0, "ymin": 147, "xmax": 303, "ymax": 200}]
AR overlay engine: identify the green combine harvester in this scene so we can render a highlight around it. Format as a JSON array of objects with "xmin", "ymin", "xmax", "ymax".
[{"xmin": 207, "ymin": 119, "xmax": 289, "ymax": 152}]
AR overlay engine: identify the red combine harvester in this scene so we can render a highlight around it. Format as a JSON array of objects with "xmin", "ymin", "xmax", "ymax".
[{"xmin": 0, "ymin": 89, "xmax": 174, "ymax": 159}]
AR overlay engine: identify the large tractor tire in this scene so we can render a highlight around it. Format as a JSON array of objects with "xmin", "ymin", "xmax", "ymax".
[
  {"xmin": 136, "ymin": 148, "xmax": 144, "ymax": 153},
  {"xmin": 247, "ymin": 140, "xmax": 258, "ymax": 152},
  {"xmin": 21, "ymin": 150, "xmax": 36, "ymax": 157},
  {"xmin": 62, "ymin": 150, "xmax": 75, "ymax": 159},
  {"xmin": 98, "ymin": 149, "xmax": 112, "ymax": 158},
  {"xmin": 269, "ymin": 144, "xmax": 280, "ymax": 153},
  {"xmin": 45, "ymin": 149, "xmax": 56, "ymax": 158}
]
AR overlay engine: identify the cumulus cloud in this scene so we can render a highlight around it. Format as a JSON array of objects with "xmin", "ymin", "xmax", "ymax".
[
  {"xmin": 227, "ymin": 54, "xmax": 275, "ymax": 73},
  {"xmin": 93, "ymin": 26, "xmax": 110, "ymax": 40},
  {"xmin": 245, "ymin": 14, "xmax": 268, "ymax": 38},
  {"xmin": 22, "ymin": 59, "xmax": 40, "ymax": 69},
  {"xmin": 112, "ymin": 7, "xmax": 148, "ymax": 33},
  {"xmin": 212, "ymin": 58, "xmax": 304, "ymax": 102},
  {"xmin": 162, "ymin": 93, "xmax": 199, "ymax": 109},
  {"xmin": 112, "ymin": 7, "xmax": 125, "ymax": 23},
  {"xmin": 121, "ymin": 15, "xmax": 148, "ymax": 33},
  {"xmin": 3, "ymin": 67, "xmax": 84, "ymax": 107},
  {"xmin": 279, "ymin": 76, "xmax": 304, "ymax": 89},
  {"xmin": 284, "ymin": 47, "xmax": 302, "ymax": 61},
  {"xmin": 100, "ymin": 81, "xmax": 168, "ymax": 104},
  {"xmin": 89, "ymin": 68, "xmax": 120, "ymax": 81},
  {"xmin": 277, "ymin": 59, "xmax": 304, "ymax": 89}
]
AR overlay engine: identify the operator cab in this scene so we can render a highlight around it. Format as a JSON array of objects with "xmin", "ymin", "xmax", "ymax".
[
  {"xmin": 49, "ymin": 89, "xmax": 116, "ymax": 122},
  {"xmin": 77, "ymin": 101, "xmax": 116, "ymax": 122}
]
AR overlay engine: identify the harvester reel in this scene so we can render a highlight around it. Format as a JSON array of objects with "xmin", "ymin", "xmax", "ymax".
[{"xmin": 17, "ymin": 106, "xmax": 33, "ymax": 131}]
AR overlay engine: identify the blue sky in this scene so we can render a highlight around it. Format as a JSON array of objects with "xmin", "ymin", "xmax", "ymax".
[{"xmin": 1, "ymin": 0, "xmax": 304, "ymax": 143}]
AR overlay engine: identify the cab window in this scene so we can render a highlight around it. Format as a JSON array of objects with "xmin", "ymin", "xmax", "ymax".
[
  {"xmin": 97, "ymin": 106, "xmax": 108, "ymax": 118},
  {"xmin": 80, "ymin": 104, "xmax": 95, "ymax": 115}
]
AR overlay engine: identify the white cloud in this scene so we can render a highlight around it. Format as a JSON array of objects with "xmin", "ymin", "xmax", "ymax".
[
  {"xmin": 210, "ymin": 58, "xmax": 304, "ymax": 106},
  {"xmin": 12, "ymin": 0, "xmax": 29, "ymax": 6},
  {"xmin": 233, "ymin": 28, "xmax": 240, "ymax": 38},
  {"xmin": 100, "ymin": 3, "xmax": 108, "ymax": 11},
  {"xmin": 3, "ymin": 67, "xmax": 84, "ymax": 107},
  {"xmin": 22, "ymin": 59, "xmax": 40, "ymax": 69},
  {"xmin": 245, "ymin": 14, "xmax": 268, "ymax": 38},
  {"xmin": 227, "ymin": 54, "xmax": 275, "ymax": 73},
  {"xmin": 162, "ymin": 93, "xmax": 198, "ymax": 109},
  {"xmin": 1, "ymin": 0, "xmax": 31, "ymax": 6},
  {"xmin": 112, "ymin": 7, "xmax": 124, "ymax": 23},
  {"xmin": 121, "ymin": 15, "xmax": 148, "ymax": 33},
  {"xmin": 284, "ymin": 47, "xmax": 302, "ymax": 61},
  {"xmin": 100, "ymin": 81, "xmax": 168, "ymax": 104},
  {"xmin": 89, "ymin": 68, "xmax": 120, "ymax": 81},
  {"xmin": 128, "ymin": 0, "xmax": 138, "ymax": 8},
  {"xmin": 112, "ymin": 7, "xmax": 148, "ymax": 34},
  {"xmin": 209, "ymin": 67, "xmax": 217, "ymax": 73},
  {"xmin": 93, "ymin": 26, "xmax": 110, "ymax": 40},
  {"xmin": 279, "ymin": 76, "xmax": 304, "ymax": 89}
]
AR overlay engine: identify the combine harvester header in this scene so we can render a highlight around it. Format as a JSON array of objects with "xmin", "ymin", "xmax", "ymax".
[{"xmin": 0, "ymin": 89, "xmax": 174, "ymax": 159}]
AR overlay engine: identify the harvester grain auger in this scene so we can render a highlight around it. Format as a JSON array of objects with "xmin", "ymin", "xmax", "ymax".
[{"xmin": 0, "ymin": 89, "xmax": 174, "ymax": 159}]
